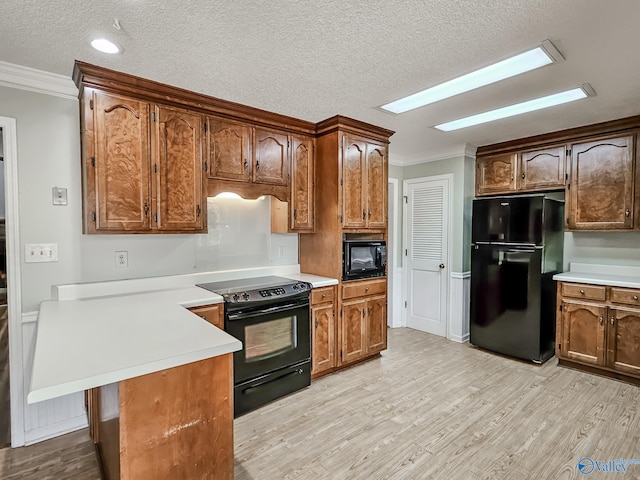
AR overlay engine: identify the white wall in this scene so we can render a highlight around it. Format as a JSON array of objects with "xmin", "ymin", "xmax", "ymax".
[{"xmin": 564, "ymin": 231, "xmax": 640, "ymax": 268}]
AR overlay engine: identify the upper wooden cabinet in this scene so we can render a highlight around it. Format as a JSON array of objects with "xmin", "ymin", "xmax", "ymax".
[
  {"xmin": 290, "ymin": 135, "xmax": 315, "ymax": 231},
  {"xmin": 342, "ymin": 134, "xmax": 388, "ymax": 229},
  {"xmin": 207, "ymin": 120, "xmax": 290, "ymax": 187},
  {"xmin": 475, "ymin": 153, "xmax": 517, "ymax": 196},
  {"xmin": 476, "ymin": 147, "xmax": 565, "ymax": 196},
  {"xmin": 518, "ymin": 146, "xmax": 566, "ymax": 191},
  {"xmin": 207, "ymin": 117, "xmax": 252, "ymax": 182},
  {"xmin": 83, "ymin": 90, "xmax": 206, "ymax": 234},
  {"xmin": 566, "ymin": 135, "xmax": 635, "ymax": 230},
  {"xmin": 91, "ymin": 91, "xmax": 152, "ymax": 232},
  {"xmin": 254, "ymin": 128, "xmax": 289, "ymax": 186},
  {"xmin": 155, "ymin": 105, "xmax": 206, "ymax": 231}
]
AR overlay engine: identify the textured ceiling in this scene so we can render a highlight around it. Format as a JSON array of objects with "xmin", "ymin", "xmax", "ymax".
[{"xmin": 2, "ymin": 0, "xmax": 640, "ymax": 163}]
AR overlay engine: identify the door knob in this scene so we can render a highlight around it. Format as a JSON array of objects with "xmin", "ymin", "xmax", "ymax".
[{"xmin": 439, "ymin": 264, "xmax": 445, "ymax": 269}]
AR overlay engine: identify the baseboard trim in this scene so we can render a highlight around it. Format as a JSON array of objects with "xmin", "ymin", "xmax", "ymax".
[
  {"xmin": 449, "ymin": 333, "xmax": 470, "ymax": 343},
  {"xmin": 24, "ymin": 415, "xmax": 88, "ymax": 446}
]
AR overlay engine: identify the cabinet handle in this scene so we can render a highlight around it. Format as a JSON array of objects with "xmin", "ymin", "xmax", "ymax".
[
  {"xmin": 625, "ymin": 208, "xmax": 630, "ymax": 217},
  {"xmin": 315, "ymin": 319, "xmax": 318, "ymax": 328},
  {"xmin": 143, "ymin": 203, "xmax": 149, "ymax": 217},
  {"xmin": 363, "ymin": 209, "xmax": 366, "ymax": 219},
  {"xmin": 322, "ymin": 293, "xmax": 327, "ymax": 299},
  {"xmin": 521, "ymin": 173, "xmax": 525, "ymax": 179},
  {"xmin": 293, "ymin": 209, "xmax": 298, "ymax": 219},
  {"xmin": 256, "ymin": 160, "xmax": 260, "ymax": 171},
  {"xmin": 599, "ymin": 315, "xmax": 603, "ymax": 325},
  {"xmin": 579, "ymin": 289, "xmax": 585, "ymax": 295},
  {"xmin": 244, "ymin": 159, "xmax": 248, "ymax": 170},
  {"xmin": 365, "ymin": 287, "xmax": 369, "ymax": 292},
  {"xmin": 368, "ymin": 209, "xmax": 372, "ymax": 218},
  {"xmin": 633, "ymin": 295, "xmax": 638, "ymax": 301},
  {"xmin": 611, "ymin": 317, "xmax": 615, "ymax": 325},
  {"xmin": 511, "ymin": 176, "xmax": 514, "ymax": 181}
]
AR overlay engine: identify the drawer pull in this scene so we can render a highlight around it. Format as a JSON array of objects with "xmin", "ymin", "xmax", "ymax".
[
  {"xmin": 365, "ymin": 287, "xmax": 369, "ymax": 292},
  {"xmin": 599, "ymin": 315, "xmax": 603, "ymax": 325},
  {"xmin": 579, "ymin": 289, "xmax": 585, "ymax": 295},
  {"xmin": 322, "ymin": 293, "xmax": 327, "ymax": 299},
  {"xmin": 634, "ymin": 295, "xmax": 639, "ymax": 301},
  {"xmin": 611, "ymin": 317, "xmax": 615, "ymax": 325}
]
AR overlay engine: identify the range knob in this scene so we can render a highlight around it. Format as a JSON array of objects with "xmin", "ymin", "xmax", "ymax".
[
  {"xmin": 232, "ymin": 293, "xmax": 240, "ymax": 302},
  {"xmin": 242, "ymin": 292, "xmax": 250, "ymax": 301},
  {"xmin": 297, "ymin": 283, "xmax": 307, "ymax": 291}
]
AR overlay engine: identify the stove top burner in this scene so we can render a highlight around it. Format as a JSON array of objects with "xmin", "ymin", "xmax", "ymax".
[{"xmin": 196, "ymin": 276, "xmax": 311, "ymax": 305}]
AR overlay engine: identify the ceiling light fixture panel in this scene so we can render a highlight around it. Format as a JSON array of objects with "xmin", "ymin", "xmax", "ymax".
[
  {"xmin": 380, "ymin": 40, "xmax": 564, "ymax": 114},
  {"xmin": 434, "ymin": 84, "xmax": 596, "ymax": 132}
]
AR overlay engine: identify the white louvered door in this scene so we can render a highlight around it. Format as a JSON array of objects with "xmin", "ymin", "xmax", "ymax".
[{"xmin": 405, "ymin": 177, "xmax": 449, "ymax": 337}]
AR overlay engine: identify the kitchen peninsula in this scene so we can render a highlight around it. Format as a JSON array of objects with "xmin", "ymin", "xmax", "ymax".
[{"xmin": 27, "ymin": 267, "xmax": 336, "ymax": 479}]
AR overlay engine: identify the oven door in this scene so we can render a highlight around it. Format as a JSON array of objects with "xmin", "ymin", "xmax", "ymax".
[{"xmin": 225, "ymin": 298, "xmax": 311, "ymax": 385}]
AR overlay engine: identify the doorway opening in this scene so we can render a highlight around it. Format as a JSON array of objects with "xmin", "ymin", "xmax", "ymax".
[{"xmin": 0, "ymin": 126, "xmax": 9, "ymax": 448}]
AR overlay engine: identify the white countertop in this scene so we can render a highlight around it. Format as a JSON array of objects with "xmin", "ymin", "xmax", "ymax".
[
  {"xmin": 553, "ymin": 263, "xmax": 640, "ymax": 288},
  {"xmin": 28, "ymin": 267, "xmax": 338, "ymax": 404},
  {"xmin": 28, "ymin": 287, "xmax": 239, "ymax": 404},
  {"xmin": 282, "ymin": 273, "xmax": 339, "ymax": 288}
]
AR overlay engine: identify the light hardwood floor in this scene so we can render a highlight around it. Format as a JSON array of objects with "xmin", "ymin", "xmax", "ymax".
[{"xmin": 2, "ymin": 327, "xmax": 639, "ymax": 479}]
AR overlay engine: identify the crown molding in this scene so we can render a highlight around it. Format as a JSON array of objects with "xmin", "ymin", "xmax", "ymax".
[
  {"xmin": 389, "ymin": 143, "xmax": 477, "ymax": 166},
  {"xmin": 0, "ymin": 61, "xmax": 77, "ymax": 100}
]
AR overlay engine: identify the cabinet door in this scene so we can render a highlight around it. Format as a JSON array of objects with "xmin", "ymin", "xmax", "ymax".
[
  {"xmin": 567, "ymin": 135, "xmax": 635, "ymax": 230},
  {"xmin": 342, "ymin": 135, "xmax": 367, "ymax": 228},
  {"xmin": 518, "ymin": 146, "xmax": 566, "ymax": 191},
  {"xmin": 93, "ymin": 91, "xmax": 151, "ymax": 231},
  {"xmin": 475, "ymin": 153, "xmax": 517, "ymax": 196},
  {"xmin": 290, "ymin": 135, "xmax": 314, "ymax": 231},
  {"xmin": 561, "ymin": 300, "xmax": 606, "ymax": 365},
  {"xmin": 155, "ymin": 105, "xmax": 205, "ymax": 231},
  {"xmin": 208, "ymin": 117, "xmax": 251, "ymax": 181},
  {"xmin": 366, "ymin": 142, "xmax": 387, "ymax": 228},
  {"xmin": 366, "ymin": 295, "xmax": 387, "ymax": 354},
  {"xmin": 312, "ymin": 303, "xmax": 335, "ymax": 375},
  {"xmin": 607, "ymin": 306, "xmax": 640, "ymax": 376},
  {"xmin": 253, "ymin": 128, "xmax": 289, "ymax": 185},
  {"xmin": 189, "ymin": 304, "xmax": 224, "ymax": 329},
  {"xmin": 341, "ymin": 299, "xmax": 367, "ymax": 364}
]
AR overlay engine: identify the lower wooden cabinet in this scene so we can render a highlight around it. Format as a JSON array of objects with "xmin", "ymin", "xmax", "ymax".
[
  {"xmin": 557, "ymin": 281, "xmax": 640, "ymax": 383},
  {"xmin": 311, "ymin": 286, "xmax": 336, "ymax": 376},
  {"xmin": 340, "ymin": 278, "xmax": 387, "ymax": 366},
  {"xmin": 188, "ymin": 303, "xmax": 224, "ymax": 329}
]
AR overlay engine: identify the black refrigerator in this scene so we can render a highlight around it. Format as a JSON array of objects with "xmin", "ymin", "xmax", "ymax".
[{"xmin": 470, "ymin": 194, "xmax": 564, "ymax": 363}]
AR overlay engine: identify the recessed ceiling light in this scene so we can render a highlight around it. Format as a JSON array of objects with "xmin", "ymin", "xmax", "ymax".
[
  {"xmin": 434, "ymin": 84, "xmax": 595, "ymax": 132},
  {"xmin": 380, "ymin": 40, "xmax": 564, "ymax": 114},
  {"xmin": 91, "ymin": 38, "xmax": 121, "ymax": 54}
]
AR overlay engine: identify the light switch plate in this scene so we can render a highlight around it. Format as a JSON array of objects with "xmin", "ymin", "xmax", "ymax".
[
  {"xmin": 52, "ymin": 187, "xmax": 68, "ymax": 206},
  {"xmin": 25, "ymin": 243, "xmax": 59, "ymax": 263}
]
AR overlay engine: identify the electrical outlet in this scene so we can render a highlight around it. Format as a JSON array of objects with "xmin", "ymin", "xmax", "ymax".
[
  {"xmin": 278, "ymin": 246, "xmax": 286, "ymax": 258},
  {"xmin": 115, "ymin": 251, "xmax": 128, "ymax": 269},
  {"xmin": 52, "ymin": 186, "xmax": 68, "ymax": 206}
]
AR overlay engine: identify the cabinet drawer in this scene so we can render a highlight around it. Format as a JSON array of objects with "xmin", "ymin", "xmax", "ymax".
[
  {"xmin": 561, "ymin": 283, "xmax": 606, "ymax": 301},
  {"xmin": 610, "ymin": 287, "xmax": 640, "ymax": 306},
  {"xmin": 312, "ymin": 286, "xmax": 335, "ymax": 305},
  {"xmin": 342, "ymin": 279, "xmax": 386, "ymax": 300}
]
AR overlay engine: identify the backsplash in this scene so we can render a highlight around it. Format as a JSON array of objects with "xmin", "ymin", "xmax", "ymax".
[
  {"xmin": 195, "ymin": 196, "xmax": 298, "ymax": 271},
  {"xmin": 79, "ymin": 196, "xmax": 298, "ymax": 285}
]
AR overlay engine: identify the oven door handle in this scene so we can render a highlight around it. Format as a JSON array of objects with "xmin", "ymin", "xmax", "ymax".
[
  {"xmin": 227, "ymin": 300, "xmax": 309, "ymax": 321},
  {"xmin": 241, "ymin": 368, "xmax": 305, "ymax": 396}
]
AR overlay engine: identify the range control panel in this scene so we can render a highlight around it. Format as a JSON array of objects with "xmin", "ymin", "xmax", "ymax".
[{"xmin": 223, "ymin": 282, "xmax": 311, "ymax": 304}]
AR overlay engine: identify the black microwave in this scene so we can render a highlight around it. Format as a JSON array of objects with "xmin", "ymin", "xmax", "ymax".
[{"xmin": 342, "ymin": 240, "xmax": 387, "ymax": 281}]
